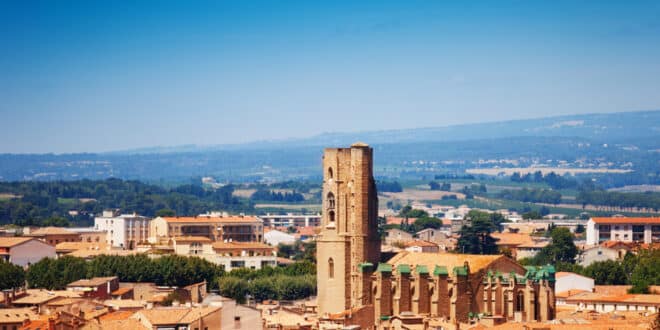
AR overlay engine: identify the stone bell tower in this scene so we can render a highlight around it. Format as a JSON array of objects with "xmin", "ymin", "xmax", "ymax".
[{"xmin": 317, "ymin": 142, "xmax": 381, "ymax": 315}]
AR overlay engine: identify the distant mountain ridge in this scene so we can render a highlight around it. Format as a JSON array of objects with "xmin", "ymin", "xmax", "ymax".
[
  {"xmin": 0, "ymin": 110, "xmax": 659, "ymax": 182},
  {"xmin": 109, "ymin": 110, "xmax": 660, "ymax": 154}
]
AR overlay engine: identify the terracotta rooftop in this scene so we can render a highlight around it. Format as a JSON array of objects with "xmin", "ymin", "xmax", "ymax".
[
  {"xmin": 111, "ymin": 287, "xmax": 133, "ymax": 296},
  {"xmin": 98, "ymin": 310, "xmax": 135, "ymax": 321},
  {"xmin": 26, "ymin": 226, "xmax": 76, "ymax": 236},
  {"xmin": 83, "ymin": 317, "xmax": 149, "ymax": 330},
  {"xmin": 55, "ymin": 241, "xmax": 109, "ymax": 252},
  {"xmin": 172, "ymin": 236, "xmax": 212, "ymax": 243},
  {"xmin": 67, "ymin": 276, "xmax": 117, "ymax": 287},
  {"xmin": 296, "ymin": 226, "xmax": 318, "ymax": 236},
  {"xmin": 103, "ymin": 299, "xmax": 145, "ymax": 309},
  {"xmin": 160, "ymin": 216, "xmax": 260, "ymax": 223},
  {"xmin": 404, "ymin": 240, "xmax": 439, "ymax": 248},
  {"xmin": 12, "ymin": 290, "xmax": 82, "ymax": 305},
  {"xmin": 0, "ymin": 237, "xmax": 33, "ymax": 248},
  {"xmin": 555, "ymin": 289, "xmax": 589, "ymax": 299},
  {"xmin": 0, "ymin": 308, "xmax": 38, "ymax": 324},
  {"xmin": 566, "ymin": 292, "xmax": 660, "ymax": 305},
  {"xmin": 591, "ymin": 217, "xmax": 660, "ymax": 224},
  {"xmin": 211, "ymin": 241, "xmax": 273, "ymax": 250},
  {"xmin": 517, "ymin": 241, "xmax": 549, "ymax": 248},
  {"xmin": 491, "ymin": 232, "xmax": 535, "ymax": 246},
  {"xmin": 132, "ymin": 306, "xmax": 221, "ymax": 325},
  {"xmin": 387, "ymin": 252, "xmax": 505, "ymax": 273}
]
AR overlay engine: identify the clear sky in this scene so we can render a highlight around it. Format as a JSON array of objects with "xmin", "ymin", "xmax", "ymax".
[{"xmin": 1, "ymin": 0, "xmax": 660, "ymax": 153}]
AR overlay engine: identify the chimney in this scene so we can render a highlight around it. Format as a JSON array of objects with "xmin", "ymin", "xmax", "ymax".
[{"xmin": 48, "ymin": 317, "xmax": 56, "ymax": 330}]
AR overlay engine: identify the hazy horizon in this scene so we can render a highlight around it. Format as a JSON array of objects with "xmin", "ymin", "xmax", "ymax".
[{"xmin": 2, "ymin": 1, "xmax": 660, "ymax": 153}]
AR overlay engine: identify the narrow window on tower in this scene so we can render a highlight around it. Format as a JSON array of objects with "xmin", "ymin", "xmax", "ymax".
[
  {"xmin": 328, "ymin": 167, "xmax": 333, "ymax": 179},
  {"xmin": 328, "ymin": 258, "xmax": 334, "ymax": 279},
  {"xmin": 327, "ymin": 192, "xmax": 335, "ymax": 209}
]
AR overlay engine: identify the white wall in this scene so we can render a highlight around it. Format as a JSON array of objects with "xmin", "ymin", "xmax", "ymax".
[{"xmin": 555, "ymin": 273, "xmax": 594, "ymax": 293}]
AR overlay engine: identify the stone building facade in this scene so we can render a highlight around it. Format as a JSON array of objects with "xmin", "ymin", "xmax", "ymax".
[
  {"xmin": 317, "ymin": 143, "xmax": 381, "ymax": 316},
  {"xmin": 316, "ymin": 144, "xmax": 556, "ymax": 330}
]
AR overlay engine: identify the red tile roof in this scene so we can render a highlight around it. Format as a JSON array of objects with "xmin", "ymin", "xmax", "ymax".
[
  {"xmin": 591, "ymin": 217, "xmax": 660, "ymax": 224},
  {"xmin": 160, "ymin": 216, "xmax": 260, "ymax": 223}
]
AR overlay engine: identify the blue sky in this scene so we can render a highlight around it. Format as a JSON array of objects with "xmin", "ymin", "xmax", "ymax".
[{"xmin": 1, "ymin": 0, "xmax": 660, "ymax": 153}]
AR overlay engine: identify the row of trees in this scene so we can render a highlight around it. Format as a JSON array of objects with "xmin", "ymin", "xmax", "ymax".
[
  {"xmin": 576, "ymin": 189, "xmax": 660, "ymax": 211},
  {"xmin": 0, "ymin": 179, "xmax": 251, "ymax": 227},
  {"xmin": 21, "ymin": 254, "xmax": 223, "ymax": 290},
  {"xmin": 498, "ymin": 188, "xmax": 562, "ymax": 204},
  {"xmin": 250, "ymin": 189, "xmax": 305, "ymax": 202},
  {"xmin": 218, "ymin": 262, "xmax": 316, "ymax": 303},
  {"xmin": 510, "ymin": 171, "xmax": 579, "ymax": 189},
  {"xmin": 428, "ymin": 181, "xmax": 451, "ymax": 191},
  {"xmin": 376, "ymin": 181, "xmax": 403, "ymax": 193}
]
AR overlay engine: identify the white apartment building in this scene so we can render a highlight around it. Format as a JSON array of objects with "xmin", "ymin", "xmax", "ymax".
[
  {"xmin": 258, "ymin": 213, "xmax": 321, "ymax": 228},
  {"xmin": 94, "ymin": 210, "xmax": 151, "ymax": 249},
  {"xmin": 586, "ymin": 217, "xmax": 660, "ymax": 246}
]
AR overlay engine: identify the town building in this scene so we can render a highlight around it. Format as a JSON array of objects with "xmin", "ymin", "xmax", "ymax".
[
  {"xmin": 586, "ymin": 217, "xmax": 660, "ymax": 245},
  {"xmin": 577, "ymin": 244, "xmax": 628, "ymax": 267},
  {"xmin": 24, "ymin": 226, "xmax": 81, "ymax": 246},
  {"xmin": 258, "ymin": 213, "xmax": 321, "ymax": 228},
  {"xmin": 0, "ymin": 308, "xmax": 38, "ymax": 329},
  {"xmin": 170, "ymin": 237, "xmax": 276, "ymax": 271},
  {"xmin": 317, "ymin": 143, "xmax": 381, "ymax": 316},
  {"xmin": 313, "ymin": 143, "xmax": 556, "ymax": 330},
  {"xmin": 403, "ymin": 240, "xmax": 439, "ymax": 253},
  {"xmin": 0, "ymin": 237, "xmax": 56, "ymax": 266},
  {"xmin": 384, "ymin": 228, "xmax": 413, "ymax": 246},
  {"xmin": 94, "ymin": 210, "xmax": 151, "ymax": 249},
  {"xmin": 554, "ymin": 272, "xmax": 594, "ymax": 305},
  {"xmin": 149, "ymin": 215, "xmax": 263, "ymax": 244},
  {"xmin": 67, "ymin": 277, "xmax": 120, "ymax": 300}
]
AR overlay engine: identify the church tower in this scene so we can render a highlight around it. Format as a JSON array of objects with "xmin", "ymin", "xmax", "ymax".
[{"xmin": 317, "ymin": 142, "xmax": 381, "ymax": 315}]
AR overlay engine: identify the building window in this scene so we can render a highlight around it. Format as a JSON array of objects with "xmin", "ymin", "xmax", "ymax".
[
  {"xmin": 327, "ymin": 192, "xmax": 335, "ymax": 209},
  {"xmin": 328, "ymin": 167, "xmax": 333, "ymax": 179},
  {"xmin": 516, "ymin": 291, "xmax": 525, "ymax": 312},
  {"xmin": 329, "ymin": 211, "xmax": 335, "ymax": 223},
  {"xmin": 329, "ymin": 258, "xmax": 334, "ymax": 279}
]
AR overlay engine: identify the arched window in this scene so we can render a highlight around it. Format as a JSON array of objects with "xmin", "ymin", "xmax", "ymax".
[
  {"xmin": 328, "ymin": 258, "xmax": 334, "ymax": 279},
  {"xmin": 329, "ymin": 210, "xmax": 335, "ymax": 223},
  {"xmin": 327, "ymin": 192, "xmax": 335, "ymax": 209},
  {"xmin": 328, "ymin": 167, "xmax": 333, "ymax": 179},
  {"xmin": 516, "ymin": 291, "xmax": 525, "ymax": 312}
]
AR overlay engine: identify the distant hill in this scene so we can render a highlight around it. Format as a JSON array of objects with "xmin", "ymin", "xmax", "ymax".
[{"xmin": 1, "ymin": 110, "xmax": 659, "ymax": 183}]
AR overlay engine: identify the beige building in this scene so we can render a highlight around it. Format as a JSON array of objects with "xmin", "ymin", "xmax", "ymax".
[
  {"xmin": 131, "ymin": 306, "xmax": 222, "ymax": 330},
  {"xmin": 149, "ymin": 215, "xmax": 263, "ymax": 244},
  {"xmin": 317, "ymin": 143, "xmax": 381, "ymax": 316},
  {"xmin": 0, "ymin": 237, "xmax": 56, "ymax": 266},
  {"xmin": 171, "ymin": 236, "xmax": 276, "ymax": 271}
]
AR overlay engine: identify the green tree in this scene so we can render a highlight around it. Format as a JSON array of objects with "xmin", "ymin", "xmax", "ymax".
[
  {"xmin": 629, "ymin": 249, "xmax": 660, "ymax": 293},
  {"xmin": 535, "ymin": 227, "xmax": 578, "ymax": 264},
  {"xmin": 0, "ymin": 259, "xmax": 25, "ymax": 290},
  {"xmin": 457, "ymin": 211, "xmax": 497, "ymax": 254},
  {"xmin": 583, "ymin": 260, "xmax": 627, "ymax": 285},
  {"xmin": 155, "ymin": 208, "xmax": 176, "ymax": 217}
]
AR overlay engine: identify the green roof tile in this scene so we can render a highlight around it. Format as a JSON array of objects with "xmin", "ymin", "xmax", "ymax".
[
  {"xmin": 416, "ymin": 265, "xmax": 429, "ymax": 275},
  {"xmin": 433, "ymin": 265, "xmax": 448, "ymax": 276},
  {"xmin": 397, "ymin": 264, "xmax": 411, "ymax": 274},
  {"xmin": 358, "ymin": 262, "xmax": 374, "ymax": 273},
  {"xmin": 377, "ymin": 263, "xmax": 392, "ymax": 273},
  {"xmin": 453, "ymin": 266, "xmax": 468, "ymax": 276}
]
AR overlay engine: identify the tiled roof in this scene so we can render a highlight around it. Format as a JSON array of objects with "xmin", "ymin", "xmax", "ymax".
[
  {"xmin": 55, "ymin": 241, "xmax": 108, "ymax": 252},
  {"xmin": 0, "ymin": 308, "xmax": 38, "ymax": 323},
  {"xmin": 12, "ymin": 290, "xmax": 82, "ymax": 305},
  {"xmin": 132, "ymin": 306, "xmax": 221, "ymax": 325},
  {"xmin": 211, "ymin": 241, "xmax": 273, "ymax": 250},
  {"xmin": 566, "ymin": 292, "xmax": 660, "ymax": 305},
  {"xmin": 404, "ymin": 240, "xmax": 439, "ymax": 248},
  {"xmin": 491, "ymin": 233, "xmax": 534, "ymax": 246},
  {"xmin": 111, "ymin": 287, "xmax": 133, "ymax": 296},
  {"xmin": 517, "ymin": 241, "xmax": 548, "ymax": 248},
  {"xmin": 172, "ymin": 236, "xmax": 212, "ymax": 243},
  {"xmin": 387, "ymin": 252, "xmax": 504, "ymax": 274},
  {"xmin": 555, "ymin": 289, "xmax": 589, "ymax": 299},
  {"xmin": 0, "ymin": 237, "xmax": 33, "ymax": 248},
  {"xmin": 83, "ymin": 318, "xmax": 149, "ymax": 330},
  {"xmin": 98, "ymin": 311, "xmax": 135, "ymax": 321},
  {"xmin": 103, "ymin": 299, "xmax": 145, "ymax": 309},
  {"xmin": 160, "ymin": 216, "xmax": 260, "ymax": 223},
  {"xmin": 296, "ymin": 226, "xmax": 318, "ymax": 236},
  {"xmin": 26, "ymin": 226, "xmax": 76, "ymax": 235},
  {"xmin": 68, "ymin": 276, "xmax": 117, "ymax": 287},
  {"xmin": 591, "ymin": 217, "xmax": 660, "ymax": 224}
]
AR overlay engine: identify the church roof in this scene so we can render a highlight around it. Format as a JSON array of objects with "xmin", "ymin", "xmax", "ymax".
[{"xmin": 387, "ymin": 251, "xmax": 504, "ymax": 274}]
